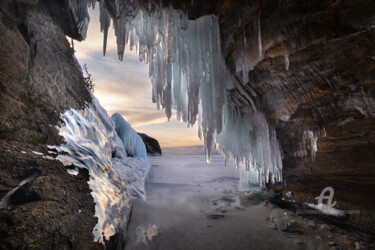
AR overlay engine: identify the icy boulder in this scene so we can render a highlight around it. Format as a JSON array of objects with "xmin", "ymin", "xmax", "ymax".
[
  {"xmin": 111, "ymin": 113, "xmax": 147, "ymax": 160},
  {"xmin": 112, "ymin": 156, "xmax": 151, "ymax": 200}
]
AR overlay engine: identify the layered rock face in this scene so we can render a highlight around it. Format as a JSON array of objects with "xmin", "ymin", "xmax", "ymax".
[{"xmin": 0, "ymin": 0, "xmax": 101, "ymax": 248}]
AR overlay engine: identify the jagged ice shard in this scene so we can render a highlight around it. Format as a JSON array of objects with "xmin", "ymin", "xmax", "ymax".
[
  {"xmin": 95, "ymin": 3, "xmax": 283, "ymax": 185},
  {"xmin": 52, "ymin": 96, "xmax": 150, "ymax": 243}
]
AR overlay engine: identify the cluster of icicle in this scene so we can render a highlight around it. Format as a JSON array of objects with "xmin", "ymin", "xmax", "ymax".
[
  {"xmin": 52, "ymin": 95, "xmax": 150, "ymax": 243},
  {"xmin": 73, "ymin": 1, "xmax": 283, "ymax": 185},
  {"xmin": 67, "ymin": 0, "xmax": 96, "ymax": 40},
  {"xmin": 293, "ymin": 129, "xmax": 326, "ymax": 161}
]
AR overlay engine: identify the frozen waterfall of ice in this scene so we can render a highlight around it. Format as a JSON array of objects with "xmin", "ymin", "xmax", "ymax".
[
  {"xmin": 90, "ymin": 3, "xmax": 283, "ymax": 186},
  {"xmin": 239, "ymin": 165, "xmax": 260, "ymax": 191},
  {"xmin": 217, "ymin": 108, "xmax": 283, "ymax": 185},
  {"xmin": 293, "ymin": 129, "xmax": 326, "ymax": 161},
  {"xmin": 52, "ymin": 95, "xmax": 150, "ymax": 243}
]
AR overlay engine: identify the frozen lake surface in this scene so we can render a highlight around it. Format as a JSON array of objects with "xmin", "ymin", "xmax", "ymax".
[{"xmin": 124, "ymin": 155, "xmax": 336, "ymax": 250}]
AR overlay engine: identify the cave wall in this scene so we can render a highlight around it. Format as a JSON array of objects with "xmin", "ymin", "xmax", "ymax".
[
  {"xmin": 0, "ymin": 0, "xmax": 101, "ymax": 248},
  {"xmin": 224, "ymin": 0, "xmax": 375, "ymax": 229}
]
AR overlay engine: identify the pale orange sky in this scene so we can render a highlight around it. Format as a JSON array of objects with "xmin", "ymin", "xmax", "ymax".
[{"xmin": 74, "ymin": 8, "xmax": 201, "ymax": 148}]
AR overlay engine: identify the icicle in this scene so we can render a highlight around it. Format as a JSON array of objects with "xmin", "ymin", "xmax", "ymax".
[
  {"xmin": 114, "ymin": 16, "xmax": 127, "ymax": 61},
  {"xmin": 99, "ymin": 1, "xmax": 110, "ymax": 56},
  {"xmin": 115, "ymin": 0, "xmax": 121, "ymax": 18},
  {"xmin": 302, "ymin": 130, "xmax": 319, "ymax": 161},
  {"xmin": 242, "ymin": 63, "xmax": 249, "ymax": 84},
  {"xmin": 284, "ymin": 53, "xmax": 289, "ymax": 71},
  {"xmin": 257, "ymin": 16, "xmax": 262, "ymax": 58},
  {"xmin": 198, "ymin": 102, "xmax": 202, "ymax": 140},
  {"xmin": 241, "ymin": 29, "xmax": 249, "ymax": 84},
  {"xmin": 165, "ymin": 63, "xmax": 172, "ymax": 120},
  {"xmin": 87, "ymin": 0, "xmax": 96, "ymax": 9},
  {"xmin": 243, "ymin": 28, "xmax": 247, "ymax": 47}
]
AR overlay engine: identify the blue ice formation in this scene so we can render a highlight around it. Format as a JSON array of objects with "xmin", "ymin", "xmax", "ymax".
[{"xmin": 111, "ymin": 113, "xmax": 147, "ymax": 160}]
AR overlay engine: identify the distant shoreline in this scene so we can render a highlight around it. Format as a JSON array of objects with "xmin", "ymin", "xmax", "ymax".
[{"xmin": 161, "ymin": 145, "xmax": 220, "ymax": 156}]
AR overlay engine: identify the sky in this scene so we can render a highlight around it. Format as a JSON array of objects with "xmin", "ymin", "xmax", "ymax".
[{"xmin": 74, "ymin": 8, "xmax": 201, "ymax": 148}]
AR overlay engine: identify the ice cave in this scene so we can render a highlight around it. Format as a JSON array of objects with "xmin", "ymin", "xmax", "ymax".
[{"xmin": 0, "ymin": 0, "xmax": 375, "ymax": 249}]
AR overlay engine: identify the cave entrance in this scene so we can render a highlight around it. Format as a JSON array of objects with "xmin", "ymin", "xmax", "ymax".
[
  {"xmin": 72, "ymin": 6, "xmax": 263, "ymax": 196},
  {"xmin": 74, "ymin": 8, "xmax": 202, "ymax": 153},
  {"xmin": 71, "ymin": 8, "xmax": 255, "ymax": 247}
]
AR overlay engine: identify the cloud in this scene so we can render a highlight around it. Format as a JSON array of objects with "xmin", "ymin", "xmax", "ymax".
[
  {"xmin": 134, "ymin": 120, "xmax": 202, "ymax": 147},
  {"xmin": 110, "ymin": 109, "xmax": 168, "ymax": 127}
]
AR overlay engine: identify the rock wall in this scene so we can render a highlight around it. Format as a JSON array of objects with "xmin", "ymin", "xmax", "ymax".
[{"xmin": 0, "ymin": 0, "xmax": 101, "ymax": 248}]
